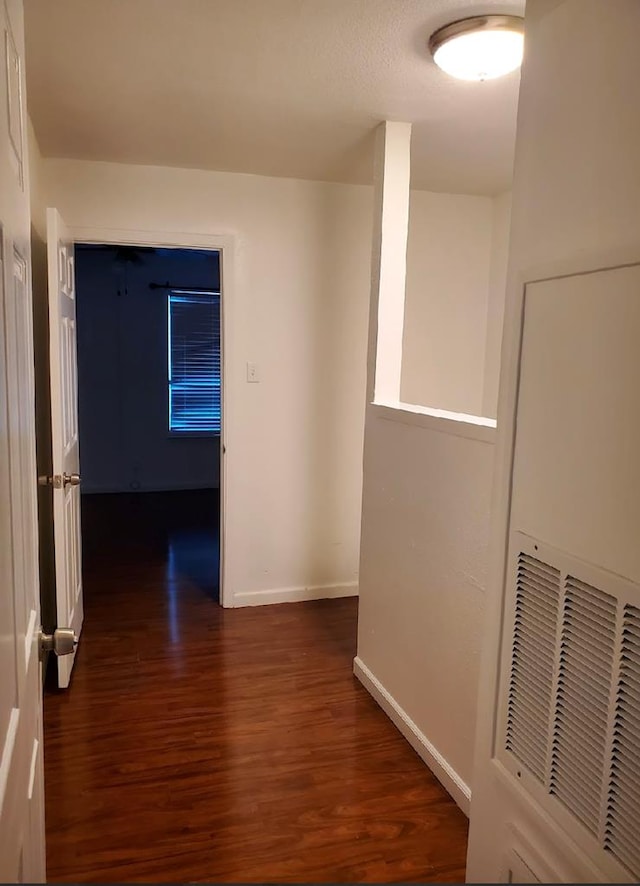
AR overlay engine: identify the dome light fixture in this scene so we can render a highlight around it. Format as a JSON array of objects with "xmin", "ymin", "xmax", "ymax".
[{"xmin": 429, "ymin": 15, "xmax": 524, "ymax": 82}]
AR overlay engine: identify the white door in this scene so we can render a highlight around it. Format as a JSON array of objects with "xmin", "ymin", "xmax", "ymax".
[
  {"xmin": 47, "ymin": 208, "xmax": 83, "ymax": 689},
  {"xmin": 0, "ymin": 0, "xmax": 46, "ymax": 880}
]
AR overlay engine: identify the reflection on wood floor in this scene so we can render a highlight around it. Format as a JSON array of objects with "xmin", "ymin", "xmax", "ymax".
[{"xmin": 44, "ymin": 490, "xmax": 468, "ymax": 883}]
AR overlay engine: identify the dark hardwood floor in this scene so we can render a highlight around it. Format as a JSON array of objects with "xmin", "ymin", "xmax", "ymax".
[{"xmin": 44, "ymin": 491, "xmax": 468, "ymax": 883}]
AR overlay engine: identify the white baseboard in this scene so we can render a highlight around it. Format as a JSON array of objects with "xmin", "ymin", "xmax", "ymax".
[
  {"xmin": 233, "ymin": 582, "xmax": 358, "ymax": 608},
  {"xmin": 353, "ymin": 655, "xmax": 471, "ymax": 815}
]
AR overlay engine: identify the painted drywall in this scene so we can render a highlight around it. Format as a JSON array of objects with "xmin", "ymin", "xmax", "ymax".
[
  {"xmin": 74, "ymin": 245, "xmax": 220, "ymax": 493},
  {"xmin": 467, "ymin": 0, "xmax": 640, "ymax": 880},
  {"xmin": 357, "ymin": 413, "xmax": 494, "ymax": 794},
  {"xmin": 40, "ymin": 157, "xmax": 372, "ymax": 602},
  {"xmin": 371, "ymin": 122, "xmax": 411, "ymax": 403},
  {"xmin": 400, "ymin": 191, "xmax": 493, "ymax": 416},
  {"xmin": 356, "ymin": 122, "xmax": 497, "ymax": 802},
  {"xmin": 482, "ymin": 191, "xmax": 511, "ymax": 418}
]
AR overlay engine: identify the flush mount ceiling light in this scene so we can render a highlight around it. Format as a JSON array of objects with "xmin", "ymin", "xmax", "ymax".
[{"xmin": 429, "ymin": 15, "xmax": 524, "ymax": 81}]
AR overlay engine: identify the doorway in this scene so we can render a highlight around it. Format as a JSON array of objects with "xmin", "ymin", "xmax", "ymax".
[{"xmin": 73, "ymin": 243, "xmax": 222, "ymax": 613}]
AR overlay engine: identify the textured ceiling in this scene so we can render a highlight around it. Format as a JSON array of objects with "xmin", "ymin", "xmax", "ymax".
[{"xmin": 24, "ymin": 0, "xmax": 525, "ymax": 195}]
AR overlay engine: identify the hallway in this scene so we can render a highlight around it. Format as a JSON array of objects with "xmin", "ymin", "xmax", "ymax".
[{"xmin": 43, "ymin": 493, "xmax": 468, "ymax": 883}]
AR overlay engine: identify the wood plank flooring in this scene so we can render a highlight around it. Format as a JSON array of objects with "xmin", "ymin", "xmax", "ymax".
[{"xmin": 44, "ymin": 491, "xmax": 468, "ymax": 883}]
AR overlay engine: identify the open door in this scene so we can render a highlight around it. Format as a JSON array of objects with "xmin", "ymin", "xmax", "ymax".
[
  {"xmin": 46, "ymin": 208, "xmax": 83, "ymax": 689},
  {"xmin": 0, "ymin": 0, "xmax": 46, "ymax": 878}
]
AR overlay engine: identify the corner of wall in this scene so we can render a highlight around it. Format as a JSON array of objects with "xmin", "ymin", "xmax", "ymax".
[
  {"xmin": 353, "ymin": 655, "xmax": 471, "ymax": 815},
  {"xmin": 481, "ymin": 190, "xmax": 513, "ymax": 419}
]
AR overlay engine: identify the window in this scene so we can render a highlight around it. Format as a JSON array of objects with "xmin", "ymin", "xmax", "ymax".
[{"xmin": 168, "ymin": 291, "xmax": 221, "ymax": 433}]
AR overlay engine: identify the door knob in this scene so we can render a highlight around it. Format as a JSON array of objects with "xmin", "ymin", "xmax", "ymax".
[
  {"xmin": 63, "ymin": 472, "xmax": 81, "ymax": 487},
  {"xmin": 39, "ymin": 627, "xmax": 78, "ymax": 660}
]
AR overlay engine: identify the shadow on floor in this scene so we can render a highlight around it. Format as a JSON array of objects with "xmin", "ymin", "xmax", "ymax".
[{"xmin": 81, "ymin": 488, "xmax": 220, "ymax": 601}]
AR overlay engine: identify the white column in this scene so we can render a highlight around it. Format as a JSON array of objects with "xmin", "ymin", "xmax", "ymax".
[{"xmin": 366, "ymin": 120, "xmax": 412, "ymax": 405}]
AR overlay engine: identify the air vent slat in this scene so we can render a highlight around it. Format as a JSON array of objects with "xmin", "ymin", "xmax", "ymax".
[
  {"xmin": 557, "ymin": 668, "xmax": 610, "ymax": 709},
  {"xmin": 564, "ymin": 594, "xmax": 615, "ymax": 638},
  {"xmin": 610, "ymin": 759, "xmax": 640, "ymax": 797},
  {"xmin": 518, "ymin": 554, "xmax": 560, "ymax": 581},
  {"xmin": 551, "ymin": 783, "xmax": 600, "ymax": 832},
  {"xmin": 515, "ymin": 597, "xmax": 557, "ymax": 624},
  {"xmin": 506, "ymin": 739, "xmax": 545, "ymax": 779},
  {"xmin": 510, "ymin": 672, "xmax": 553, "ymax": 711},
  {"xmin": 512, "ymin": 651, "xmax": 554, "ymax": 685},
  {"xmin": 516, "ymin": 578, "xmax": 559, "ymax": 603},
  {"xmin": 605, "ymin": 604, "xmax": 640, "ymax": 878},
  {"xmin": 551, "ymin": 751, "xmax": 602, "ymax": 801},
  {"xmin": 505, "ymin": 550, "xmax": 560, "ymax": 785},
  {"xmin": 606, "ymin": 792, "xmax": 640, "ymax": 833},
  {"xmin": 605, "ymin": 824, "xmax": 640, "ymax": 862},
  {"xmin": 513, "ymin": 616, "xmax": 557, "ymax": 652},
  {"xmin": 517, "ymin": 567, "xmax": 559, "ymax": 592},
  {"xmin": 516, "ymin": 580, "xmax": 558, "ymax": 610},
  {"xmin": 550, "ymin": 762, "xmax": 603, "ymax": 809},
  {"xmin": 557, "ymin": 647, "xmax": 612, "ymax": 694},
  {"xmin": 509, "ymin": 668, "xmax": 551, "ymax": 707},
  {"xmin": 552, "ymin": 726, "xmax": 605, "ymax": 770},
  {"xmin": 557, "ymin": 678, "xmax": 610, "ymax": 721},
  {"xmin": 614, "ymin": 699, "xmax": 640, "ymax": 736},
  {"xmin": 513, "ymin": 631, "xmax": 555, "ymax": 663},
  {"xmin": 560, "ymin": 635, "xmax": 613, "ymax": 674},
  {"xmin": 551, "ymin": 576, "xmax": 615, "ymax": 841},
  {"xmin": 566, "ymin": 577, "xmax": 616, "ymax": 610},
  {"xmin": 555, "ymin": 688, "xmax": 609, "ymax": 732},
  {"xmin": 506, "ymin": 714, "xmax": 548, "ymax": 761},
  {"xmin": 564, "ymin": 625, "xmax": 614, "ymax": 661},
  {"xmin": 618, "ymin": 663, "xmax": 640, "ymax": 696},
  {"xmin": 507, "ymin": 707, "xmax": 551, "ymax": 750},
  {"xmin": 605, "ymin": 822, "xmax": 640, "ymax": 860}
]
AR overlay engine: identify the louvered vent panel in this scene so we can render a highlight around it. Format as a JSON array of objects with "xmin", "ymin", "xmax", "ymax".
[
  {"xmin": 605, "ymin": 604, "xmax": 640, "ymax": 877},
  {"xmin": 506, "ymin": 553, "xmax": 560, "ymax": 782},
  {"xmin": 550, "ymin": 577, "xmax": 616, "ymax": 836}
]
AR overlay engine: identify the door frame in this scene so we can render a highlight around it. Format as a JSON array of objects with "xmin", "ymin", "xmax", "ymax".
[{"xmin": 68, "ymin": 224, "xmax": 236, "ymax": 609}]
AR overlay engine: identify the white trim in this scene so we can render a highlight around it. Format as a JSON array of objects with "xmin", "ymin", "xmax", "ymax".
[
  {"xmin": 370, "ymin": 402, "xmax": 497, "ymax": 444},
  {"xmin": 234, "ymin": 582, "xmax": 358, "ymax": 608},
  {"xmin": 67, "ymin": 223, "xmax": 237, "ymax": 609},
  {"xmin": 353, "ymin": 656, "xmax": 471, "ymax": 815},
  {"xmin": 70, "ymin": 225, "xmax": 226, "ymax": 251}
]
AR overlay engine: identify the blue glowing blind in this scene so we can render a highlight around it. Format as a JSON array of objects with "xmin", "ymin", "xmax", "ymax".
[{"xmin": 168, "ymin": 292, "xmax": 221, "ymax": 433}]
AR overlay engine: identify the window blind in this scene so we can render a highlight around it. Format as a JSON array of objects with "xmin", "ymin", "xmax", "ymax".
[{"xmin": 168, "ymin": 291, "xmax": 221, "ymax": 433}]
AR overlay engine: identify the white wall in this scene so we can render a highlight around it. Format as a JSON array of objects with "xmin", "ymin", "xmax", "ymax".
[
  {"xmin": 482, "ymin": 191, "xmax": 511, "ymax": 418},
  {"xmin": 75, "ymin": 246, "xmax": 220, "ymax": 493},
  {"xmin": 28, "ymin": 120, "xmax": 46, "ymax": 239},
  {"xmin": 40, "ymin": 157, "xmax": 373, "ymax": 605},
  {"xmin": 356, "ymin": 411, "xmax": 494, "ymax": 803},
  {"xmin": 400, "ymin": 190, "xmax": 510, "ymax": 419},
  {"xmin": 400, "ymin": 192, "xmax": 493, "ymax": 416},
  {"xmin": 467, "ymin": 0, "xmax": 640, "ymax": 880},
  {"xmin": 355, "ymin": 123, "xmax": 499, "ymax": 810}
]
